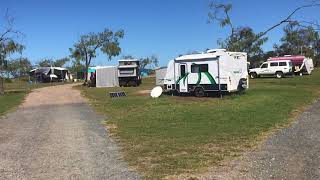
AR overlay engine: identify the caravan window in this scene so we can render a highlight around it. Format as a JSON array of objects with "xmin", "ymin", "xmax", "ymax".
[
  {"xmin": 191, "ymin": 64, "xmax": 208, "ymax": 73},
  {"xmin": 200, "ymin": 64, "xmax": 208, "ymax": 72},
  {"xmin": 191, "ymin": 64, "xmax": 199, "ymax": 73}
]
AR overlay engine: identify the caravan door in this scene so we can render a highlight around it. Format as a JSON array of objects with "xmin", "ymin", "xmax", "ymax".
[{"xmin": 179, "ymin": 64, "xmax": 188, "ymax": 92}]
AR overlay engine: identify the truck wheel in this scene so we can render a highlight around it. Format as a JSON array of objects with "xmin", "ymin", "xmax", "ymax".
[
  {"xmin": 119, "ymin": 81, "xmax": 126, "ymax": 87},
  {"xmin": 275, "ymin": 71, "xmax": 284, "ymax": 79},
  {"xmin": 194, "ymin": 87, "xmax": 205, "ymax": 97},
  {"xmin": 128, "ymin": 80, "xmax": 137, "ymax": 87},
  {"xmin": 250, "ymin": 72, "xmax": 258, "ymax": 79}
]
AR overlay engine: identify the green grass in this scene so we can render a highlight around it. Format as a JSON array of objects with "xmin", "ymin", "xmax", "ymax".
[
  {"xmin": 78, "ymin": 70, "xmax": 320, "ymax": 179},
  {"xmin": 0, "ymin": 92, "xmax": 26, "ymax": 116},
  {"xmin": 0, "ymin": 79, "xmax": 71, "ymax": 116}
]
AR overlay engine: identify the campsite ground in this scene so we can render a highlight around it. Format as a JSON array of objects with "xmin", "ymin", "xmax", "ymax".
[
  {"xmin": 0, "ymin": 84, "xmax": 140, "ymax": 179},
  {"xmin": 0, "ymin": 80, "xmax": 71, "ymax": 116},
  {"xmin": 78, "ymin": 69, "xmax": 320, "ymax": 179}
]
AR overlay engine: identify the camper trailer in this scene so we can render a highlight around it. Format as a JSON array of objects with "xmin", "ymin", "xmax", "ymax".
[
  {"xmin": 118, "ymin": 59, "xmax": 141, "ymax": 87},
  {"xmin": 268, "ymin": 55, "xmax": 314, "ymax": 75},
  {"xmin": 29, "ymin": 67, "xmax": 70, "ymax": 83},
  {"xmin": 163, "ymin": 49, "xmax": 249, "ymax": 97}
]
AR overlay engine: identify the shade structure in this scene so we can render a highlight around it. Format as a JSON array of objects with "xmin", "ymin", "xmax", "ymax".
[
  {"xmin": 95, "ymin": 66, "xmax": 119, "ymax": 88},
  {"xmin": 155, "ymin": 67, "xmax": 167, "ymax": 86}
]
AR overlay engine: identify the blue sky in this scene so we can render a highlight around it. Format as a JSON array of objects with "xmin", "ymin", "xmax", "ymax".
[{"xmin": 1, "ymin": 0, "xmax": 319, "ymax": 66}]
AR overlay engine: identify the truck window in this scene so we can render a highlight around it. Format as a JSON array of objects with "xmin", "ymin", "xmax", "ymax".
[
  {"xmin": 119, "ymin": 68, "xmax": 134, "ymax": 75},
  {"xmin": 270, "ymin": 62, "xmax": 278, "ymax": 67},
  {"xmin": 279, "ymin": 62, "xmax": 287, "ymax": 66},
  {"xmin": 261, "ymin": 63, "xmax": 268, "ymax": 68}
]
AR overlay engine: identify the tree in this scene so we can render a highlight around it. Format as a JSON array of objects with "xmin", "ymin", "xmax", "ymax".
[
  {"xmin": 53, "ymin": 57, "xmax": 70, "ymax": 67},
  {"xmin": 0, "ymin": 10, "xmax": 24, "ymax": 94},
  {"xmin": 37, "ymin": 57, "xmax": 70, "ymax": 67},
  {"xmin": 274, "ymin": 22, "xmax": 319, "ymax": 56},
  {"xmin": 139, "ymin": 55, "xmax": 159, "ymax": 69},
  {"xmin": 122, "ymin": 55, "xmax": 159, "ymax": 69},
  {"xmin": 69, "ymin": 29, "xmax": 124, "ymax": 84},
  {"xmin": 6, "ymin": 58, "xmax": 32, "ymax": 78},
  {"xmin": 218, "ymin": 27, "xmax": 268, "ymax": 57},
  {"xmin": 249, "ymin": 51, "xmax": 278, "ymax": 68},
  {"xmin": 38, "ymin": 58, "xmax": 54, "ymax": 67},
  {"xmin": 208, "ymin": 1, "xmax": 320, "ymax": 60},
  {"xmin": 208, "ymin": 2, "xmax": 267, "ymax": 59},
  {"xmin": 274, "ymin": 22, "xmax": 320, "ymax": 66},
  {"xmin": 68, "ymin": 58, "xmax": 86, "ymax": 79}
]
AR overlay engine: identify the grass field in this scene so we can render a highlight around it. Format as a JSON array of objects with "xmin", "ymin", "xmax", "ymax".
[
  {"xmin": 0, "ymin": 80, "xmax": 70, "ymax": 116},
  {"xmin": 78, "ymin": 70, "xmax": 320, "ymax": 179}
]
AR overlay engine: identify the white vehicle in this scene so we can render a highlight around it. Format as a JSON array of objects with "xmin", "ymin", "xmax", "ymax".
[
  {"xmin": 249, "ymin": 60, "xmax": 293, "ymax": 79},
  {"xmin": 268, "ymin": 55, "xmax": 313, "ymax": 75},
  {"xmin": 163, "ymin": 49, "xmax": 249, "ymax": 97}
]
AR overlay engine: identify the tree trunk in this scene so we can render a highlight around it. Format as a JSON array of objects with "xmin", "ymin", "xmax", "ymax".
[
  {"xmin": 0, "ymin": 76, "xmax": 4, "ymax": 95},
  {"xmin": 84, "ymin": 60, "xmax": 89, "ymax": 85}
]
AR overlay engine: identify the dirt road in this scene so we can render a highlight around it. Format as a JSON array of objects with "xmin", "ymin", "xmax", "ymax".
[{"xmin": 0, "ymin": 84, "xmax": 140, "ymax": 180}]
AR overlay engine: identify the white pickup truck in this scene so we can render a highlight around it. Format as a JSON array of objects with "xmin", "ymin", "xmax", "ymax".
[{"xmin": 249, "ymin": 60, "xmax": 293, "ymax": 79}]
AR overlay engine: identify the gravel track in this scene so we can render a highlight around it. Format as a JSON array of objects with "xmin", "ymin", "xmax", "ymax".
[
  {"xmin": 176, "ymin": 100, "xmax": 320, "ymax": 180},
  {"xmin": 0, "ymin": 84, "xmax": 140, "ymax": 180}
]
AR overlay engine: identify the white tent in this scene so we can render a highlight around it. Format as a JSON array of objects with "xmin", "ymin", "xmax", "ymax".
[{"xmin": 95, "ymin": 66, "xmax": 119, "ymax": 88}]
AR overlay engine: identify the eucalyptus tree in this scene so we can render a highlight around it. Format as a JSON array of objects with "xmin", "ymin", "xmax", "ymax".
[
  {"xmin": 0, "ymin": 10, "xmax": 24, "ymax": 94},
  {"xmin": 122, "ymin": 55, "xmax": 159, "ymax": 69},
  {"xmin": 208, "ymin": 1, "xmax": 320, "ymax": 61},
  {"xmin": 69, "ymin": 29, "xmax": 124, "ymax": 84}
]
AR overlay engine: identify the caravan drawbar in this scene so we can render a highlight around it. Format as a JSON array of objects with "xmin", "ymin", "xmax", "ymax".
[{"xmin": 163, "ymin": 49, "xmax": 249, "ymax": 97}]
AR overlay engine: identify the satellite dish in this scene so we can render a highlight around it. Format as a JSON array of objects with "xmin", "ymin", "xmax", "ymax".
[{"xmin": 151, "ymin": 86, "xmax": 163, "ymax": 98}]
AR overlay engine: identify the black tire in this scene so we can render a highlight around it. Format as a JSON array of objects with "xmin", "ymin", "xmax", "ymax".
[
  {"xmin": 119, "ymin": 81, "xmax": 126, "ymax": 87},
  {"xmin": 275, "ymin": 71, "xmax": 284, "ymax": 79},
  {"xmin": 238, "ymin": 78, "xmax": 247, "ymax": 93},
  {"xmin": 250, "ymin": 72, "xmax": 258, "ymax": 79},
  {"xmin": 128, "ymin": 80, "xmax": 137, "ymax": 87},
  {"xmin": 194, "ymin": 87, "xmax": 205, "ymax": 97}
]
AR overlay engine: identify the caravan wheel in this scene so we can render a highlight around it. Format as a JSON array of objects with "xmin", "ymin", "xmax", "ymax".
[{"xmin": 194, "ymin": 87, "xmax": 205, "ymax": 97}]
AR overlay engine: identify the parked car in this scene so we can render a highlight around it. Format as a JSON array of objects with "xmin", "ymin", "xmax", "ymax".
[
  {"xmin": 249, "ymin": 60, "xmax": 293, "ymax": 79},
  {"xmin": 268, "ymin": 55, "xmax": 314, "ymax": 75}
]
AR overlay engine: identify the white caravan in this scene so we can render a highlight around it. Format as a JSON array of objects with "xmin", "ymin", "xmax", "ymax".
[{"xmin": 163, "ymin": 49, "xmax": 249, "ymax": 97}]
